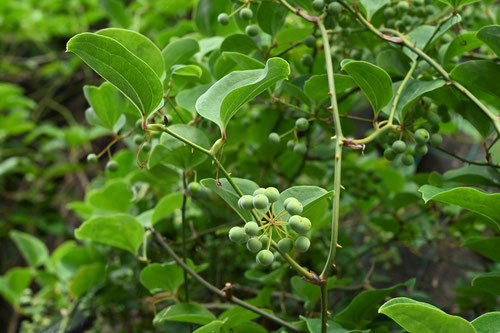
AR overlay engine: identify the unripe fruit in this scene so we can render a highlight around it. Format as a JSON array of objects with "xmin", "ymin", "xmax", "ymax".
[
  {"xmin": 304, "ymin": 35, "xmax": 316, "ymax": 48},
  {"xmin": 247, "ymin": 238, "xmax": 262, "ymax": 253},
  {"xmin": 294, "ymin": 143, "xmax": 307, "ymax": 155},
  {"xmin": 301, "ymin": 54, "xmax": 313, "ymax": 67},
  {"xmin": 253, "ymin": 194, "xmax": 269, "ymax": 209},
  {"xmin": 260, "ymin": 235, "xmax": 269, "ymax": 247},
  {"xmin": 135, "ymin": 119, "xmax": 143, "ymax": 130},
  {"xmin": 287, "ymin": 140, "xmax": 295, "ymax": 150},
  {"xmin": 106, "ymin": 160, "xmax": 119, "ymax": 172},
  {"xmin": 218, "ymin": 13, "xmax": 229, "ymax": 25},
  {"xmin": 288, "ymin": 215, "xmax": 302, "ymax": 233},
  {"xmin": 430, "ymin": 133, "xmax": 443, "ymax": 147},
  {"xmin": 229, "ymin": 227, "xmax": 246, "ymax": 243},
  {"xmin": 87, "ymin": 153, "xmax": 98, "ymax": 164},
  {"xmin": 264, "ymin": 187, "xmax": 280, "ymax": 203},
  {"xmin": 312, "ymin": 0, "xmax": 325, "ymax": 11},
  {"xmin": 245, "ymin": 24, "xmax": 259, "ymax": 37},
  {"xmin": 295, "ymin": 118, "xmax": 309, "ymax": 132},
  {"xmin": 384, "ymin": 7, "xmax": 396, "ymax": 18},
  {"xmin": 142, "ymin": 142, "xmax": 151, "ymax": 153},
  {"xmin": 305, "ymin": 300, "xmax": 315, "ymax": 311},
  {"xmin": 244, "ymin": 222, "xmax": 259, "ymax": 236},
  {"xmin": 278, "ymin": 238, "xmax": 292, "ymax": 253},
  {"xmin": 240, "ymin": 8, "xmax": 253, "ymax": 20},
  {"xmin": 286, "ymin": 200, "xmax": 303, "ymax": 215},
  {"xmin": 253, "ymin": 188, "xmax": 266, "ymax": 196},
  {"xmin": 415, "ymin": 144, "xmax": 428, "ymax": 156},
  {"xmin": 295, "ymin": 236, "xmax": 310, "ymax": 252},
  {"xmin": 427, "ymin": 111, "xmax": 441, "ymax": 125},
  {"xmin": 188, "ymin": 182, "xmax": 201, "ymax": 194},
  {"xmin": 238, "ymin": 195, "xmax": 255, "ymax": 210},
  {"xmin": 338, "ymin": 14, "xmax": 350, "ymax": 28},
  {"xmin": 397, "ymin": 1, "xmax": 409, "ymax": 12},
  {"xmin": 402, "ymin": 154, "xmax": 414, "ymax": 166},
  {"xmin": 283, "ymin": 197, "xmax": 297, "ymax": 208},
  {"xmin": 384, "ymin": 148, "xmax": 396, "ymax": 161},
  {"xmin": 256, "ymin": 249, "xmax": 274, "ymax": 266},
  {"xmin": 414, "ymin": 129, "xmax": 430, "ymax": 144},
  {"xmin": 268, "ymin": 132, "xmax": 280, "ymax": 144},
  {"xmin": 328, "ymin": 2, "xmax": 342, "ymax": 15},
  {"xmin": 392, "ymin": 140, "xmax": 406, "ymax": 154},
  {"xmin": 133, "ymin": 135, "xmax": 143, "ymax": 145}
]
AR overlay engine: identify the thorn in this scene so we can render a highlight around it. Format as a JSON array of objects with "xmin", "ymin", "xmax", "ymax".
[
  {"xmin": 328, "ymin": 92, "xmax": 333, "ymax": 96},
  {"xmin": 328, "ymin": 106, "xmax": 333, "ymax": 110},
  {"xmin": 332, "ymin": 263, "xmax": 336, "ymax": 267},
  {"xmin": 336, "ymin": 243, "xmax": 342, "ymax": 248},
  {"xmin": 327, "ymin": 311, "xmax": 331, "ymax": 315},
  {"xmin": 326, "ymin": 323, "xmax": 329, "ymax": 327},
  {"xmin": 340, "ymin": 185, "xmax": 346, "ymax": 190},
  {"xmin": 331, "ymin": 135, "xmax": 336, "ymax": 140}
]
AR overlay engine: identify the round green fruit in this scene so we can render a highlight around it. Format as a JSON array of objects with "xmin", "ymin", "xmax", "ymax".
[
  {"xmin": 240, "ymin": 8, "xmax": 253, "ymax": 20},
  {"xmin": 87, "ymin": 153, "xmax": 98, "ymax": 164},
  {"xmin": 312, "ymin": 0, "xmax": 325, "ymax": 11},
  {"xmin": 397, "ymin": 1, "xmax": 409, "ymax": 12},
  {"xmin": 133, "ymin": 135, "xmax": 143, "ymax": 145},
  {"xmin": 384, "ymin": 148, "xmax": 396, "ymax": 161},
  {"xmin": 392, "ymin": 140, "xmax": 407, "ymax": 154},
  {"xmin": 260, "ymin": 235, "xmax": 269, "ymax": 247},
  {"xmin": 301, "ymin": 54, "xmax": 313, "ymax": 67},
  {"xmin": 253, "ymin": 194, "xmax": 269, "ymax": 209},
  {"xmin": 286, "ymin": 199, "xmax": 303, "ymax": 215},
  {"xmin": 283, "ymin": 197, "xmax": 296, "ymax": 207},
  {"xmin": 264, "ymin": 187, "xmax": 280, "ymax": 203},
  {"xmin": 253, "ymin": 188, "xmax": 266, "ymax": 196},
  {"xmin": 135, "ymin": 119, "xmax": 143, "ymax": 130},
  {"xmin": 295, "ymin": 117, "xmax": 309, "ymax": 132},
  {"xmin": 415, "ymin": 144, "xmax": 428, "ymax": 156},
  {"xmin": 278, "ymin": 238, "xmax": 292, "ymax": 253},
  {"xmin": 238, "ymin": 195, "xmax": 255, "ymax": 210},
  {"xmin": 414, "ymin": 129, "xmax": 430, "ymax": 144},
  {"xmin": 427, "ymin": 111, "xmax": 441, "ymax": 125},
  {"xmin": 430, "ymin": 133, "xmax": 443, "ymax": 147},
  {"xmin": 218, "ymin": 13, "xmax": 229, "ymax": 25},
  {"xmin": 244, "ymin": 222, "xmax": 259, "ymax": 236},
  {"xmin": 188, "ymin": 182, "xmax": 201, "ymax": 194},
  {"xmin": 268, "ymin": 132, "xmax": 280, "ymax": 144},
  {"xmin": 142, "ymin": 142, "xmax": 151, "ymax": 153},
  {"xmin": 402, "ymin": 154, "xmax": 414, "ymax": 166},
  {"xmin": 384, "ymin": 7, "xmax": 396, "ymax": 18},
  {"xmin": 247, "ymin": 238, "xmax": 262, "ymax": 253},
  {"xmin": 287, "ymin": 140, "xmax": 295, "ymax": 150},
  {"xmin": 328, "ymin": 2, "xmax": 342, "ymax": 15},
  {"xmin": 106, "ymin": 160, "xmax": 119, "ymax": 172},
  {"xmin": 295, "ymin": 236, "xmax": 310, "ymax": 252},
  {"xmin": 304, "ymin": 35, "xmax": 316, "ymax": 48},
  {"xmin": 245, "ymin": 24, "xmax": 259, "ymax": 37},
  {"xmin": 288, "ymin": 215, "xmax": 302, "ymax": 233},
  {"xmin": 256, "ymin": 250, "xmax": 274, "ymax": 266},
  {"xmin": 293, "ymin": 143, "xmax": 307, "ymax": 155},
  {"xmin": 229, "ymin": 227, "xmax": 246, "ymax": 243}
]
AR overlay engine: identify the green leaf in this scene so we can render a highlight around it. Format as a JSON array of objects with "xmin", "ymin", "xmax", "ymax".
[
  {"xmin": 140, "ymin": 262, "xmax": 184, "ymax": 293},
  {"xmin": 200, "ymin": 178, "xmax": 259, "ymax": 222},
  {"xmin": 291, "ymin": 276, "xmax": 320, "ymax": 302},
  {"xmin": 171, "ymin": 64, "xmax": 202, "ymax": 78},
  {"xmin": 195, "ymin": 57, "xmax": 290, "ymax": 133},
  {"xmin": 463, "ymin": 237, "xmax": 500, "ymax": 262},
  {"xmin": 151, "ymin": 192, "xmax": 184, "ymax": 226},
  {"xmin": 334, "ymin": 280, "xmax": 414, "ymax": 329},
  {"xmin": 273, "ymin": 186, "xmax": 333, "ymax": 221},
  {"xmin": 148, "ymin": 124, "xmax": 210, "ymax": 170},
  {"xmin": 472, "ymin": 273, "xmax": 500, "ymax": 296},
  {"xmin": 418, "ymin": 185, "xmax": 500, "ymax": 224},
  {"xmin": 69, "ymin": 263, "xmax": 106, "ymax": 298},
  {"xmin": 376, "ymin": 48, "xmax": 411, "ymax": 77},
  {"xmin": 443, "ymin": 32, "xmax": 483, "ymax": 62},
  {"xmin": 87, "ymin": 179, "xmax": 134, "ymax": 212},
  {"xmin": 450, "ymin": 60, "xmax": 500, "ymax": 99},
  {"xmin": 0, "ymin": 268, "xmax": 32, "ymax": 308},
  {"xmin": 341, "ymin": 60, "xmax": 393, "ymax": 114},
  {"xmin": 471, "ymin": 312, "xmax": 500, "ymax": 333},
  {"xmin": 304, "ymin": 74, "xmax": 356, "ymax": 106},
  {"xmin": 154, "ymin": 303, "xmax": 215, "ymax": 325},
  {"xmin": 218, "ymin": 305, "xmax": 263, "ymax": 328},
  {"xmin": 359, "ymin": 0, "xmax": 390, "ymax": 20},
  {"xmin": 427, "ymin": 14, "xmax": 461, "ymax": 48},
  {"xmin": 176, "ymin": 84, "xmax": 211, "ymax": 116},
  {"xmin": 162, "ymin": 38, "xmax": 200, "ymax": 73},
  {"xmin": 193, "ymin": 320, "xmax": 225, "ymax": 333},
  {"xmin": 75, "ymin": 214, "xmax": 145, "ymax": 254},
  {"xmin": 256, "ymin": 1, "xmax": 288, "ymax": 36},
  {"xmin": 379, "ymin": 297, "xmax": 476, "ymax": 333},
  {"xmin": 99, "ymin": 0, "xmax": 132, "ymax": 28},
  {"xmin": 67, "ymin": 32, "xmax": 163, "ymax": 118},
  {"xmin": 220, "ymin": 34, "xmax": 258, "ymax": 54},
  {"xmin": 10, "ymin": 230, "xmax": 49, "ymax": 267},
  {"xmin": 439, "ymin": 0, "xmax": 480, "ymax": 9},
  {"xmin": 477, "ymin": 25, "xmax": 500, "ymax": 57},
  {"xmin": 300, "ymin": 316, "xmax": 353, "ymax": 333},
  {"xmin": 97, "ymin": 28, "xmax": 164, "ymax": 79},
  {"xmin": 214, "ymin": 52, "xmax": 265, "ymax": 79}
]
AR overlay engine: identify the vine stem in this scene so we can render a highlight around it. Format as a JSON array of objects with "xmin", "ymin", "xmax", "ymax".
[
  {"xmin": 148, "ymin": 228, "xmax": 303, "ymax": 332},
  {"xmin": 337, "ymin": 0, "xmax": 500, "ymax": 136},
  {"xmin": 388, "ymin": 60, "xmax": 418, "ymax": 126},
  {"xmin": 318, "ymin": 18, "xmax": 343, "ymax": 333},
  {"xmin": 181, "ymin": 172, "xmax": 189, "ymax": 302}
]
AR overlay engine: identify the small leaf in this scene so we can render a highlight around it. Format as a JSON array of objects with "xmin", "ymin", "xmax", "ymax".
[
  {"xmin": 151, "ymin": 192, "xmax": 184, "ymax": 226},
  {"xmin": 472, "ymin": 273, "xmax": 500, "ymax": 296},
  {"xmin": 162, "ymin": 38, "xmax": 200, "ymax": 73},
  {"xmin": 214, "ymin": 52, "xmax": 265, "ymax": 79},
  {"xmin": 154, "ymin": 303, "xmax": 215, "ymax": 325},
  {"xmin": 75, "ymin": 214, "xmax": 145, "ymax": 254},
  {"xmin": 418, "ymin": 185, "xmax": 500, "ymax": 224},
  {"xmin": 471, "ymin": 312, "xmax": 500, "ymax": 333},
  {"xmin": 171, "ymin": 64, "xmax": 203, "ymax": 78},
  {"xmin": 10, "ymin": 230, "xmax": 49, "ymax": 267},
  {"xmin": 379, "ymin": 297, "xmax": 476, "ymax": 333},
  {"xmin": 69, "ymin": 263, "xmax": 106, "ymax": 298},
  {"xmin": 463, "ymin": 237, "xmax": 500, "ymax": 262},
  {"xmin": 87, "ymin": 179, "xmax": 134, "ymax": 212},
  {"xmin": 193, "ymin": 320, "xmax": 225, "ymax": 333},
  {"xmin": 359, "ymin": 0, "xmax": 390, "ymax": 20},
  {"xmin": 0, "ymin": 268, "xmax": 32, "ymax": 308},
  {"xmin": 304, "ymin": 74, "xmax": 356, "ymax": 106},
  {"xmin": 256, "ymin": 1, "xmax": 288, "ymax": 36},
  {"xmin": 477, "ymin": 25, "xmax": 500, "ymax": 57},
  {"xmin": 196, "ymin": 57, "xmax": 290, "ymax": 133},
  {"xmin": 341, "ymin": 60, "xmax": 393, "ymax": 114},
  {"xmin": 220, "ymin": 34, "xmax": 258, "ymax": 54},
  {"xmin": 67, "ymin": 32, "xmax": 163, "ymax": 118},
  {"xmin": 140, "ymin": 262, "xmax": 184, "ymax": 293}
]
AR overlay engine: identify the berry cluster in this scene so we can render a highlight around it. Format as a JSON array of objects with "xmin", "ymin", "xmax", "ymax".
[
  {"xmin": 343, "ymin": 168, "xmax": 382, "ymax": 200},
  {"xmin": 268, "ymin": 117, "xmax": 310, "ymax": 156},
  {"xmin": 229, "ymin": 187, "xmax": 312, "ymax": 266},
  {"xmin": 383, "ymin": 0, "xmax": 436, "ymax": 32},
  {"xmin": 217, "ymin": 7, "xmax": 259, "ymax": 37}
]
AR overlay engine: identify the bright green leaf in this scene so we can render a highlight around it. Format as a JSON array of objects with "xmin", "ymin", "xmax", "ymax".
[
  {"xmin": 151, "ymin": 192, "xmax": 184, "ymax": 226},
  {"xmin": 162, "ymin": 38, "xmax": 200, "ymax": 72},
  {"xmin": 471, "ymin": 312, "xmax": 500, "ymax": 333},
  {"xmin": 69, "ymin": 263, "xmax": 106, "ymax": 298},
  {"xmin": 444, "ymin": 32, "xmax": 483, "ymax": 62},
  {"xmin": 359, "ymin": 0, "xmax": 390, "ymax": 20},
  {"xmin": 171, "ymin": 64, "xmax": 202, "ymax": 78},
  {"xmin": 193, "ymin": 320, "xmax": 225, "ymax": 333},
  {"xmin": 140, "ymin": 262, "xmax": 184, "ymax": 293},
  {"xmin": 477, "ymin": 25, "xmax": 500, "ymax": 57},
  {"xmin": 87, "ymin": 179, "xmax": 133, "ymax": 212},
  {"xmin": 273, "ymin": 186, "xmax": 332, "ymax": 221},
  {"xmin": 304, "ymin": 74, "xmax": 356, "ymax": 106},
  {"xmin": 0, "ymin": 268, "xmax": 32, "ymax": 308},
  {"xmin": 439, "ymin": 0, "xmax": 480, "ymax": 9},
  {"xmin": 10, "ymin": 230, "xmax": 49, "ymax": 267},
  {"xmin": 154, "ymin": 303, "xmax": 215, "ymax": 325},
  {"xmin": 257, "ymin": 1, "xmax": 288, "ymax": 36},
  {"xmin": 176, "ymin": 84, "xmax": 211, "ymax": 116}
]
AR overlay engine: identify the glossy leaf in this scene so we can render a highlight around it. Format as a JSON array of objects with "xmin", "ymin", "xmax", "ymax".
[
  {"xmin": 472, "ymin": 272, "xmax": 500, "ymax": 296},
  {"xmin": 443, "ymin": 32, "xmax": 483, "ymax": 62},
  {"xmin": 171, "ymin": 64, "xmax": 203, "ymax": 78},
  {"xmin": 75, "ymin": 214, "xmax": 145, "ymax": 254},
  {"xmin": 10, "ymin": 230, "xmax": 49, "ymax": 267},
  {"xmin": 379, "ymin": 297, "xmax": 476, "ymax": 333},
  {"xmin": 69, "ymin": 263, "xmax": 106, "ymax": 298},
  {"xmin": 66, "ymin": 32, "xmax": 163, "ymax": 118},
  {"xmin": 87, "ymin": 179, "xmax": 134, "ymax": 212},
  {"xmin": 419, "ymin": 185, "xmax": 500, "ymax": 224},
  {"xmin": 463, "ymin": 237, "xmax": 500, "ymax": 262},
  {"xmin": 477, "ymin": 25, "xmax": 500, "ymax": 57},
  {"xmin": 154, "ymin": 303, "xmax": 216, "ymax": 325},
  {"xmin": 0, "ymin": 268, "xmax": 32, "ymax": 308},
  {"xmin": 196, "ymin": 57, "xmax": 290, "ymax": 133},
  {"xmin": 471, "ymin": 312, "xmax": 500, "ymax": 333},
  {"xmin": 257, "ymin": 1, "xmax": 288, "ymax": 36},
  {"xmin": 193, "ymin": 320, "xmax": 225, "ymax": 333},
  {"xmin": 151, "ymin": 192, "xmax": 184, "ymax": 226},
  {"xmin": 450, "ymin": 60, "xmax": 500, "ymax": 99},
  {"xmin": 359, "ymin": 0, "xmax": 390, "ymax": 20},
  {"xmin": 162, "ymin": 38, "xmax": 200, "ymax": 73},
  {"xmin": 140, "ymin": 262, "xmax": 184, "ymax": 293},
  {"xmin": 341, "ymin": 60, "xmax": 393, "ymax": 114},
  {"xmin": 176, "ymin": 84, "xmax": 211, "ymax": 116}
]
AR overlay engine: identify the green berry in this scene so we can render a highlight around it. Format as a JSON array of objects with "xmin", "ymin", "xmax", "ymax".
[
  {"xmin": 301, "ymin": 54, "xmax": 313, "ymax": 67},
  {"xmin": 256, "ymin": 249, "xmax": 274, "ymax": 266},
  {"xmin": 397, "ymin": 1, "xmax": 409, "ymax": 12},
  {"xmin": 188, "ymin": 182, "xmax": 201, "ymax": 194},
  {"xmin": 240, "ymin": 8, "xmax": 253, "ymax": 20},
  {"xmin": 260, "ymin": 235, "xmax": 269, "ymax": 247},
  {"xmin": 295, "ymin": 236, "xmax": 310, "ymax": 252},
  {"xmin": 392, "ymin": 140, "xmax": 407, "ymax": 154},
  {"xmin": 402, "ymin": 154, "xmax": 414, "ymax": 166},
  {"xmin": 87, "ymin": 153, "xmax": 98, "ymax": 164},
  {"xmin": 415, "ymin": 144, "xmax": 428, "ymax": 156},
  {"xmin": 264, "ymin": 187, "xmax": 280, "ymax": 203},
  {"xmin": 402, "ymin": 15, "xmax": 412, "ymax": 26},
  {"xmin": 135, "ymin": 119, "xmax": 143, "ymax": 130},
  {"xmin": 245, "ymin": 24, "xmax": 259, "ymax": 37},
  {"xmin": 305, "ymin": 300, "xmax": 315, "ymax": 311},
  {"xmin": 293, "ymin": 143, "xmax": 307, "ymax": 155},
  {"xmin": 253, "ymin": 188, "xmax": 266, "ymax": 196},
  {"xmin": 229, "ymin": 227, "xmax": 246, "ymax": 243},
  {"xmin": 283, "ymin": 197, "xmax": 296, "ymax": 207},
  {"xmin": 287, "ymin": 140, "xmax": 295, "ymax": 150},
  {"xmin": 238, "ymin": 195, "xmax": 255, "ymax": 210},
  {"xmin": 327, "ymin": 2, "xmax": 342, "ymax": 15},
  {"xmin": 269, "ymin": 132, "xmax": 280, "ymax": 144},
  {"xmin": 295, "ymin": 118, "xmax": 309, "ymax": 132},
  {"xmin": 338, "ymin": 14, "xmax": 350, "ymax": 28},
  {"xmin": 427, "ymin": 111, "xmax": 441, "ymax": 125},
  {"xmin": 304, "ymin": 35, "xmax": 316, "ymax": 48},
  {"xmin": 286, "ymin": 200, "xmax": 303, "ymax": 215},
  {"xmin": 288, "ymin": 215, "xmax": 302, "ymax": 233},
  {"xmin": 218, "ymin": 13, "xmax": 229, "ymax": 25},
  {"xmin": 384, "ymin": 7, "xmax": 396, "ymax": 18},
  {"xmin": 247, "ymin": 238, "xmax": 262, "ymax": 253},
  {"xmin": 253, "ymin": 194, "xmax": 269, "ymax": 209},
  {"xmin": 414, "ymin": 129, "xmax": 430, "ymax": 144},
  {"xmin": 278, "ymin": 238, "xmax": 292, "ymax": 253},
  {"xmin": 312, "ymin": 0, "xmax": 325, "ymax": 11},
  {"xmin": 244, "ymin": 222, "xmax": 259, "ymax": 236},
  {"xmin": 430, "ymin": 133, "xmax": 443, "ymax": 147},
  {"xmin": 142, "ymin": 142, "xmax": 151, "ymax": 153},
  {"xmin": 133, "ymin": 135, "xmax": 143, "ymax": 145},
  {"xmin": 106, "ymin": 160, "xmax": 119, "ymax": 172}
]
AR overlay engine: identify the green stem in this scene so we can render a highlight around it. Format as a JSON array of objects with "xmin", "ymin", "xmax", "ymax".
[
  {"xmin": 320, "ymin": 284, "xmax": 328, "ymax": 330},
  {"xmin": 181, "ymin": 172, "xmax": 189, "ymax": 302},
  {"xmin": 388, "ymin": 60, "xmax": 418, "ymax": 126}
]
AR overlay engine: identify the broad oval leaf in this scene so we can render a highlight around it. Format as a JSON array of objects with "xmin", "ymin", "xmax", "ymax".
[
  {"xmin": 193, "ymin": 320, "xmax": 225, "ymax": 333},
  {"xmin": 195, "ymin": 57, "xmax": 290, "ymax": 134},
  {"xmin": 379, "ymin": 297, "xmax": 476, "ymax": 333},
  {"xmin": 10, "ymin": 230, "xmax": 49, "ymax": 267},
  {"xmin": 162, "ymin": 38, "xmax": 200, "ymax": 72},
  {"xmin": 341, "ymin": 60, "xmax": 393, "ymax": 114},
  {"xmin": 471, "ymin": 312, "xmax": 500, "ymax": 333},
  {"xmin": 256, "ymin": 1, "xmax": 288, "ymax": 36},
  {"xmin": 462, "ymin": 237, "xmax": 500, "ymax": 262},
  {"xmin": 75, "ymin": 214, "xmax": 145, "ymax": 254},
  {"xmin": 140, "ymin": 262, "xmax": 184, "ymax": 293},
  {"xmin": 0, "ymin": 268, "xmax": 32, "ymax": 308},
  {"xmin": 304, "ymin": 74, "xmax": 356, "ymax": 106},
  {"xmin": 477, "ymin": 25, "xmax": 500, "ymax": 57},
  {"xmin": 66, "ymin": 32, "xmax": 163, "ymax": 118},
  {"xmin": 154, "ymin": 303, "xmax": 215, "ymax": 325},
  {"xmin": 87, "ymin": 179, "xmax": 134, "ymax": 212}
]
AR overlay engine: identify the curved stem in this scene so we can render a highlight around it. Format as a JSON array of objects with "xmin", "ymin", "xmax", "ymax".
[{"xmin": 388, "ymin": 60, "xmax": 418, "ymax": 126}]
